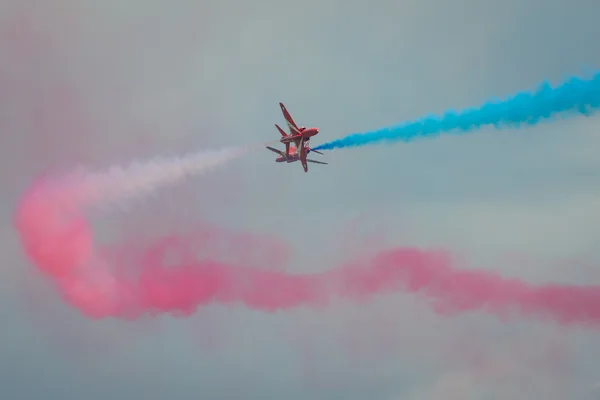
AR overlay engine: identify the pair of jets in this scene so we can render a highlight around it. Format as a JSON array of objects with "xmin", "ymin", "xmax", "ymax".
[{"xmin": 265, "ymin": 102, "xmax": 328, "ymax": 173}]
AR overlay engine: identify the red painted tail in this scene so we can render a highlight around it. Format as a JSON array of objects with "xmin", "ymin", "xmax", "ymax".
[{"xmin": 275, "ymin": 124, "xmax": 287, "ymax": 137}]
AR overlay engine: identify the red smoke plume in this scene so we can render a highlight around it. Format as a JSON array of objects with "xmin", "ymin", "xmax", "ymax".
[{"xmin": 14, "ymin": 176, "xmax": 600, "ymax": 327}]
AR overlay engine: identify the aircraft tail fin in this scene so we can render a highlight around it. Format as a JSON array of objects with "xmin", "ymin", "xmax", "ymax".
[{"xmin": 275, "ymin": 124, "xmax": 288, "ymax": 137}]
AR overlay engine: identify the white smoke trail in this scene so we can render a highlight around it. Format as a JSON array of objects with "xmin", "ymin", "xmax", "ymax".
[{"xmin": 65, "ymin": 146, "xmax": 250, "ymax": 211}]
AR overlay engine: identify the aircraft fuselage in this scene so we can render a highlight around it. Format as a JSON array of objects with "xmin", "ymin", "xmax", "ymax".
[{"xmin": 280, "ymin": 127, "xmax": 319, "ymax": 143}]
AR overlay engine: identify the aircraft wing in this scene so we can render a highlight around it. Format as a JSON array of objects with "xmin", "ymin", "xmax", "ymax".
[
  {"xmin": 306, "ymin": 159, "xmax": 328, "ymax": 165},
  {"xmin": 266, "ymin": 146, "xmax": 285, "ymax": 156},
  {"xmin": 279, "ymin": 102, "xmax": 301, "ymax": 135}
]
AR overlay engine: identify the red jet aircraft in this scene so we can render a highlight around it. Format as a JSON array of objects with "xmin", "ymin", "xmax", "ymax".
[
  {"xmin": 266, "ymin": 137, "xmax": 327, "ymax": 173},
  {"xmin": 275, "ymin": 102, "xmax": 320, "ymax": 157}
]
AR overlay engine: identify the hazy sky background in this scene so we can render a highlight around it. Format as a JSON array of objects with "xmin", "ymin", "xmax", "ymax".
[{"xmin": 2, "ymin": 0, "xmax": 600, "ymax": 398}]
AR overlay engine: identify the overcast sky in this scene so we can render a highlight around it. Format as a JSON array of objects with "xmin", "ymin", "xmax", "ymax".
[{"xmin": 2, "ymin": 0, "xmax": 600, "ymax": 398}]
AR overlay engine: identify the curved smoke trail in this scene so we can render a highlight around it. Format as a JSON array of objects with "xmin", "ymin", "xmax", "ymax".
[
  {"xmin": 314, "ymin": 71, "xmax": 600, "ymax": 151},
  {"xmin": 14, "ymin": 146, "xmax": 250, "ymax": 316},
  {"xmin": 13, "ymin": 146, "xmax": 600, "ymax": 327}
]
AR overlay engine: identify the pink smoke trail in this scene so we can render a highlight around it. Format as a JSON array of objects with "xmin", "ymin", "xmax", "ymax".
[
  {"xmin": 14, "ymin": 153, "xmax": 600, "ymax": 326},
  {"xmin": 15, "ymin": 174, "xmax": 328, "ymax": 318},
  {"xmin": 337, "ymin": 249, "xmax": 600, "ymax": 326}
]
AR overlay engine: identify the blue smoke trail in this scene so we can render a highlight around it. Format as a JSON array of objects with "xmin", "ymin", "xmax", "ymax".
[{"xmin": 313, "ymin": 71, "xmax": 600, "ymax": 151}]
